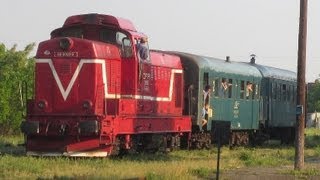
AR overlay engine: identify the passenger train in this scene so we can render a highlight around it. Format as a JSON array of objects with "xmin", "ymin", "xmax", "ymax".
[{"xmin": 21, "ymin": 14, "xmax": 296, "ymax": 156}]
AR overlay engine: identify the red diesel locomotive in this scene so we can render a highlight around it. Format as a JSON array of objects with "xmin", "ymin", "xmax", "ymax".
[{"xmin": 21, "ymin": 14, "xmax": 191, "ymax": 156}]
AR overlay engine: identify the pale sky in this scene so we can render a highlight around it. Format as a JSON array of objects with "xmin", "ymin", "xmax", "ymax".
[{"xmin": 1, "ymin": 0, "xmax": 319, "ymax": 82}]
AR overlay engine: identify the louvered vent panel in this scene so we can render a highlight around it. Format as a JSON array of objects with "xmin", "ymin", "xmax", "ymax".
[
  {"xmin": 175, "ymin": 73, "xmax": 182, "ymax": 107},
  {"xmin": 60, "ymin": 63, "xmax": 71, "ymax": 74}
]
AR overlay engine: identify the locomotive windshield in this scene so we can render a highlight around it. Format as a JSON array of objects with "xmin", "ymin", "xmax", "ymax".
[
  {"xmin": 52, "ymin": 27, "xmax": 84, "ymax": 38},
  {"xmin": 52, "ymin": 26, "xmax": 129, "ymax": 46},
  {"xmin": 51, "ymin": 25, "xmax": 133, "ymax": 57}
]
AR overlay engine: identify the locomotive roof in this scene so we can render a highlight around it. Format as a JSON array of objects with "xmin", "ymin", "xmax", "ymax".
[
  {"xmin": 62, "ymin": 13, "xmax": 137, "ymax": 32},
  {"xmin": 170, "ymin": 52, "xmax": 262, "ymax": 78},
  {"xmin": 248, "ymin": 63, "xmax": 297, "ymax": 82}
]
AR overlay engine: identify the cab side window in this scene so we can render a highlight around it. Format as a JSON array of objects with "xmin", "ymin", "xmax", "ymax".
[
  {"xmin": 121, "ymin": 36, "xmax": 133, "ymax": 58},
  {"xmin": 100, "ymin": 29, "xmax": 133, "ymax": 58},
  {"xmin": 100, "ymin": 29, "xmax": 117, "ymax": 44}
]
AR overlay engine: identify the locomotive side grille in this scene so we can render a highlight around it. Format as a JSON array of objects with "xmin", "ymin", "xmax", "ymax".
[
  {"xmin": 110, "ymin": 62, "xmax": 116, "ymax": 89},
  {"xmin": 60, "ymin": 63, "xmax": 71, "ymax": 74},
  {"xmin": 175, "ymin": 73, "xmax": 182, "ymax": 107},
  {"xmin": 109, "ymin": 61, "xmax": 121, "ymax": 92}
]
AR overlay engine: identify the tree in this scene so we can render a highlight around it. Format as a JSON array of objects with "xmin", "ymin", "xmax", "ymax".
[
  {"xmin": 307, "ymin": 81, "xmax": 320, "ymax": 112},
  {"xmin": 0, "ymin": 43, "xmax": 35, "ymax": 134}
]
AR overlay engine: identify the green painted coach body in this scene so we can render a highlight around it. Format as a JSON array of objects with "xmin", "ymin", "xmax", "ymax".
[
  {"xmin": 253, "ymin": 64, "xmax": 297, "ymax": 128},
  {"xmin": 176, "ymin": 52, "xmax": 263, "ymax": 131},
  {"xmin": 168, "ymin": 52, "xmax": 297, "ymax": 144}
]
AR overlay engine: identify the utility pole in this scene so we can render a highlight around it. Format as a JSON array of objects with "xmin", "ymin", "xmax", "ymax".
[{"xmin": 295, "ymin": 0, "xmax": 308, "ymax": 170}]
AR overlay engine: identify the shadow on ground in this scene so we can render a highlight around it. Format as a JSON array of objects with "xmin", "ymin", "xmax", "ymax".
[{"xmin": 0, "ymin": 139, "xmax": 25, "ymax": 156}]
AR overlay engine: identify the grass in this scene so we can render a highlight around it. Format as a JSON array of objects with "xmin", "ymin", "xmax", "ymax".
[
  {"xmin": 305, "ymin": 127, "xmax": 320, "ymax": 148},
  {"xmin": 236, "ymin": 147, "xmax": 294, "ymax": 166},
  {"xmin": 282, "ymin": 168, "xmax": 320, "ymax": 179},
  {"xmin": 0, "ymin": 128, "xmax": 319, "ymax": 179}
]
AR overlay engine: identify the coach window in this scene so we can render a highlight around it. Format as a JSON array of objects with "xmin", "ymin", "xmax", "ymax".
[
  {"xmin": 254, "ymin": 84, "xmax": 260, "ymax": 99},
  {"xmin": 219, "ymin": 78, "xmax": 230, "ymax": 98},
  {"xmin": 291, "ymin": 85, "xmax": 294, "ymax": 103},
  {"xmin": 282, "ymin": 84, "xmax": 287, "ymax": 102},
  {"xmin": 252, "ymin": 84, "xmax": 259, "ymax": 99},
  {"xmin": 246, "ymin": 81, "xmax": 253, "ymax": 99},
  {"xmin": 277, "ymin": 83, "xmax": 281, "ymax": 101},
  {"xmin": 213, "ymin": 79, "xmax": 219, "ymax": 97},
  {"xmin": 203, "ymin": 73, "xmax": 209, "ymax": 87},
  {"xmin": 240, "ymin": 81, "xmax": 245, "ymax": 99},
  {"xmin": 272, "ymin": 83, "xmax": 277, "ymax": 100},
  {"xmin": 293, "ymin": 86, "xmax": 297, "ymax": 104},
  {"xmin": 228, "ymin": 79, "xmax": 233, "ymax": 98},
  {"xmin": 288, "ymin": 85, "xmax": 292, "ymax": 103}
]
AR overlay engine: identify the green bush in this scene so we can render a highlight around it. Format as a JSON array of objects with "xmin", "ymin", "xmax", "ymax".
[{"xmin": 0, "ymin": 43, "xmax": 35, "ymax": 134}]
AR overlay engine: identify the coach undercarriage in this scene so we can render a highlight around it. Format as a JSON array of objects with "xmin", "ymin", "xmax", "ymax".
[{"xmin": 188, "ymin": 127, "xmax": 294, "ymax": 149}]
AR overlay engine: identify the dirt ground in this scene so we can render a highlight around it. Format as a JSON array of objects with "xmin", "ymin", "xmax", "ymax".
[{"xmin": 220, "ymin": 158, "xmax": 320, "ymax": 180}]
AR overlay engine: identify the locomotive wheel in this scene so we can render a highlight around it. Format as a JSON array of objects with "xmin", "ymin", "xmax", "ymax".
[{"xmin": 110, "ymin": 137, "xmax": 121, "ymax": 156}]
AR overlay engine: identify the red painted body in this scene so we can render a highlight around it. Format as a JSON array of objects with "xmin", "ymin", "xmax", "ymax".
[{"xmin": 23, "ymin": 14, "xmax": 191, "ymax": 156}]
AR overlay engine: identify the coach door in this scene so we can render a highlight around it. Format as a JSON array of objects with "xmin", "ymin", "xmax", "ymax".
[
  {"xmin": 237, "ymin": 80, "xmax": 252, "ymax": 129},
  {"xmin": 250, "ymin": 82, "xmax": 260, "ymax": 129},
  {"xmin": 201, "ymin": 72, "xmax": 210, "ymax": 130}
]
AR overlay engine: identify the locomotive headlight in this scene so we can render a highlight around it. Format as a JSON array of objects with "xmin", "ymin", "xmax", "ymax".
[
  {"xmin": 82, "ymin": 100, "xmax": 93, "ymax": 109},
  {"xmin": 37, "ymin": 100, "xmax": 47, "ymax": 109},
  {"xmin": 59, "ymin": 38, "xmax": 73, "ymax": 50}
]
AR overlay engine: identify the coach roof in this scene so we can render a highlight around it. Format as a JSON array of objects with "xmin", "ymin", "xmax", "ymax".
[
  {"xmin": 250, "ymin": 63, "xmax": 297, "ymax": 82},
  {"xmin": 172, "ymin": 52, "xmax": 262, "ymax": 78}
]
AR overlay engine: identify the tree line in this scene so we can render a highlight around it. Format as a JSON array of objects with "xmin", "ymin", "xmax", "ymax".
[
  {"xmin": 0, "ymin": 43, "xmax": 35, "ymax": 134},
  {"xmin": 307, "ymin": 80, "xmax": 320, "ymax": 113}
]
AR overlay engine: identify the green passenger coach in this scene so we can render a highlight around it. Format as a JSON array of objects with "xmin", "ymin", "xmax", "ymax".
[
  {"xmin": 252, "ymin": 64, "xmax": 296, "ymax": 143},
  {"xmin": 170, "ymin": 52, "xmax": 296, "ymax": 146},
  {"xmin": 175, "ymin": 52, "xmax": 262, "ymax": 130}
]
